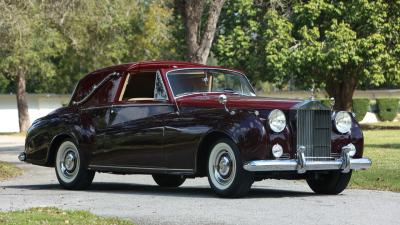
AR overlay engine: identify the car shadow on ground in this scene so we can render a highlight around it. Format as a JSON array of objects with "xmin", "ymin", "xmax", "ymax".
[{"xmin": 2, "ymin": 182, "xmax": 315, "ymax": 199}]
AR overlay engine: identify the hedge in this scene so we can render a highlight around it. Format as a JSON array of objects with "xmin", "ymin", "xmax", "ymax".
[
  {"xmin": 376, "ymin": 98, "xmax": 399, "ymax": 121},
  {"xmin": 352, "ymin": 98, "xmax": 370, "ymax": 122}
]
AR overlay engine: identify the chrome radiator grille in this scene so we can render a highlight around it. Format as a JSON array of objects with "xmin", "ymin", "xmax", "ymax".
[{"xmin": 297, "ymin": 110, "xmax": 332, "ymax": 161}]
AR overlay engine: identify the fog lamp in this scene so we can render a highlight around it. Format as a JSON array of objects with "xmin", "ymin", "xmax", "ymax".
[
  {"xmin": 344, "ymin": 143, "xmax": 356, "ymax": 157},
  {"xmin": 272, "ymin": 144, "xmax": 283, "ymax": 158},
  {"xmin": 348, "ymin": 143, "xmax": 356, "ymax": 157}
]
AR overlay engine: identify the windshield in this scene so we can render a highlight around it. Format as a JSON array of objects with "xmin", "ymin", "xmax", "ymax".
[{"xmin": 167, "ymin": 69, "xmax": 256, "ymax": 97}]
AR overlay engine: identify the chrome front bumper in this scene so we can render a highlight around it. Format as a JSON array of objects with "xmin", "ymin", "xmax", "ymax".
[{"xmin": 243, "ymin": 146, "xmax": 372, "ymax": 174}]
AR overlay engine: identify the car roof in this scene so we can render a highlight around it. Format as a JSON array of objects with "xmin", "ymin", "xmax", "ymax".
[
  {"xmin": 85, "ymin": 60, "xmax": 243, "ymax": 77},
  {"xmin": 88, "ymin": 61, "xmax": 203, "ymax": 74}
]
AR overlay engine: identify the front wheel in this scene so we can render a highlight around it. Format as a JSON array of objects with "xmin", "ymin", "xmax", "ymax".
[
  {"xmin": 152, "ymin": 174, "xmax": 186, "ymax": 187},
  {"xmin": 306, "ymin": 171, "xmax": 352, "ymax": 195},
  {"xmin": 55, "ymin": 140, "xmax": 95, "ymax": 190},
  {"xmin": 207, "ymin": 138, "xmax": 253, "ymax": 198}
]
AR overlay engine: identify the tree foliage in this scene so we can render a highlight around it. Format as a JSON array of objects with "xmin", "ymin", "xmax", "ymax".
[
  {"xmin": 214, "ymin": 0, "xmax": 400, "ymax": 110},
  {"xmin": 0, "ymin": 1, "xmax": 67, "ymax": 92},
  {"xmin": 0, "ymin": 0, "xmax": 177, "ymax": 95}
]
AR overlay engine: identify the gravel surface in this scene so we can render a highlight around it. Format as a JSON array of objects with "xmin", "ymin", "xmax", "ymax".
[{"xmin": 1, "ymin": 136, "xmax": 399, "ymax": 225}]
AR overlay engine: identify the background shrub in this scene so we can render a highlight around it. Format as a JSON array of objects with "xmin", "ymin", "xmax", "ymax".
[
  {"xmin": 352, "ymin": 98, "xmax": 370, "ymax": 122},
  {"xmin": 376, "ymin": 98, "xmax": 399, "ymax": 121}
]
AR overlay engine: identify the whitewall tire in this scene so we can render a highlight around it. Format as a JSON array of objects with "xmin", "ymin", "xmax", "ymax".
[
  {"xmin": 55, "ymin": 140, "xmax": 95, "ymax": 190},
  {"xmin": 207, "ymin": 138, "xmax": 253, "ymax": 198}
]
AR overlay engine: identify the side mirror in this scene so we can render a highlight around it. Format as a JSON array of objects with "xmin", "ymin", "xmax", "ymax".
[
  {"xmin": 218, "ymin": 94, "xmax": 230, "ymax": 113},
  {"xmin": 218, "ymin": 94, "xmax": 227, "ymax": 105}
]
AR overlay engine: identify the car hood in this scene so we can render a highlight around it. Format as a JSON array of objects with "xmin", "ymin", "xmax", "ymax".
[{"xmin": 175, "ymin": 93, "xmax": 302, "ymax": 110}]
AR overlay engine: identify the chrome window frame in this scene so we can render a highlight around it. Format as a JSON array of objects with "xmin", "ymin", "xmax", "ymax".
[{"xmin": 154, "ymin": 71, "xmax": 169, "ymax": 101}]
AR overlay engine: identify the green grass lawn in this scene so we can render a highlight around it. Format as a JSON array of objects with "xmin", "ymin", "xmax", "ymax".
[
  {"xmin": 350, "ymin": 130, "xmax": 400, "ymax": 192},
  {"xmin": 0, "ymin": 132, "xmax": 26, "ymax": 136},
  {"xmin": 0, "ymin": 207, "xmax": 134, "ymax": 225},
  {"xmin": 0, "ymin": 161, "xmax": 22, "ymax": 181},
  {"xmin": 360, "ymin": 121, "xmax": 400, "ymax": 130},
  {"xmin": 366, "ymin": 121, "xmax": 400, "ymax": 127}
]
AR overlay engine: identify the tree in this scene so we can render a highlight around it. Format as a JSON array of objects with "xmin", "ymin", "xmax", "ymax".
[
  {"xmin": 214, "ymin": 0, "xmax": 293, "ymax": 84},
  {"xmin": 0, "ymin": 1, "xmax": 67, "ymax": 131},
  {"xmin": 174, "ymin": 0, "xmax": 226, "ymax": 64},
  {"xmin": 0, "ymin": 0, "xmax": 176, "ymax": 131},
  {"xmin": 214, "ymin": 0, "xmax": 399, "ymax": 111},
  {"xmin": 381, "ymin": 1, "xmax": 400, "ymax": 88},
  {"xmin": 290, "ymin": 0, "xmax": 390, "ymax": 110}
]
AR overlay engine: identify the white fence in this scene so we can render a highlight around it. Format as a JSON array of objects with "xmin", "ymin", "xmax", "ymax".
[{"xmin": 0, "ymin": 94, "xmax": 70, "ymax": 133}]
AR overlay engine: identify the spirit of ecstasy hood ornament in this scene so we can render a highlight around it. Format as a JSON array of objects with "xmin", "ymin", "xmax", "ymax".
[{"xmin": 309, "ymin": 87, "xmax": 315, "ymax": 101}]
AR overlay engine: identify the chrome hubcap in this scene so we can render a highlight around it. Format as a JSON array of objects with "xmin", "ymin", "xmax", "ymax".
[
  {"xmin": 60, "ymin": 148, "xmax": 78, "ymax": 178},
  {"xmin": 213, "ymin": 150, "xmax": 235, "ymax": 186},
  {"xmin": 218, "ymin": 155, "xmax": 231, "ymax": 177},
  {"xmin": 64, "ymin": 152, "xmax": 76, "ymax": 172}
]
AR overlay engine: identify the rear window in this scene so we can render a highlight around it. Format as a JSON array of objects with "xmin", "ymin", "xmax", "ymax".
[{"xmin": 70, "ymin": 71, "xmax": 122, "ymax": 106}]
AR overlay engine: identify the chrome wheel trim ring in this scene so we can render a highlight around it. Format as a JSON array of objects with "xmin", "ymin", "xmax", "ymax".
[
  {"xmin": 56, "ymin": 141, "xmax": 80, "ymax": 183},
  {"xmin": 208, "ymin": 142, "xmax": 236, "ymax": 190}
]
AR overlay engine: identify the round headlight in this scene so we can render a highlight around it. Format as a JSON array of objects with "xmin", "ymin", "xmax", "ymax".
[
  {"xmin": 334, "ymin": 111, "xmax": 352, "ymax": 134},
  {"xmin": 268, "ymin": 109, "xmax": 286, "ymax": 133}
]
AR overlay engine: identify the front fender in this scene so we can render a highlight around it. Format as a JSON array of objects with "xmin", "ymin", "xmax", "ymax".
[{"xmin": 209, "ymin": 110, "xmax": 268, "ymax": 162}]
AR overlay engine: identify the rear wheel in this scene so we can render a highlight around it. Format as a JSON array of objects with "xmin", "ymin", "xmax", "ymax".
[
  {"xmin": 55, "ymin": 140, "xmax": 95, "ymax": 190},
  {"xmin": 152, "ymin": 174, "xmax": 186, "ymax": 187},
  {"xmin": 207, "ymin": 138, "xmax": 253, "ymax": 198},
  {"xmin": 306, "ymin": 171, "xmax": 352, "ymax": 195}
]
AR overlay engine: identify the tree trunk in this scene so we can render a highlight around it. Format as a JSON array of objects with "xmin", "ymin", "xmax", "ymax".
[
  {"xmin": 177, "ymin": 0, "xmax": 225, "ymax": 64},
  {"xmin": 16, "ymin": 70, "xmax": 30, "ymax": 132},
  {"xmin": 325, "ymin": 75, "xmax": 357, "ymax": 111}
]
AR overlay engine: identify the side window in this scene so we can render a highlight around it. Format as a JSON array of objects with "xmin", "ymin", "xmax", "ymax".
[
  {"xmin": 120, "ymin": 71, "xmax": 168, "ymax": 101},
  {"xmin": 121, "ymin": 72, "xmax": 156, "ymax": 101},
  {"xmin": 154, "ymin": 72, "xmax": 168, "ymax": 100}
]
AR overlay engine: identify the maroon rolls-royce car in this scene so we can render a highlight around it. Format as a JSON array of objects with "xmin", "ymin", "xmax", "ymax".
[{"xmin": 19, "ymin": 60, "xmax": 371, "ymax": 197}]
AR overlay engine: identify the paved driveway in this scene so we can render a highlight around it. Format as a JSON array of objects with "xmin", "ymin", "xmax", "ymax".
[{"xmin": 0, "ymin": 136, "xmax": 399, "ymax": 225}]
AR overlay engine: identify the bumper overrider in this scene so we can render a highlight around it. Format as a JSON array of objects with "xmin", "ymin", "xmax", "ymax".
[
  {"xmin": 18, "ymin": 152, "xmax": 26, "ymax": 161},
  {"xmin": 243, "ymin": 144, "xmax": 372, "ymax": 174}
]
